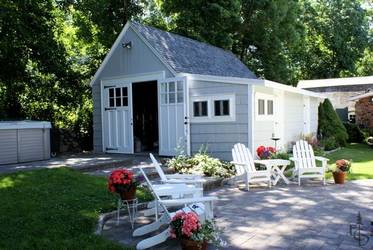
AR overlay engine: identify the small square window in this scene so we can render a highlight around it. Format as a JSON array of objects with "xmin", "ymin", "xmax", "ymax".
[
  {"xmin": 214, "ymin": 100, "xmax": 230, "ymax": 116},
  {"xmin": 258, "ymin": 99, "xmax": 265, "ymax": 115},
  {"xmin": 267, "ymin": 100, "xmax": 274, "ymax": 115},
  {"xmin": 193, "ymin": 101, "xmax": 208, "ymax": 117}
]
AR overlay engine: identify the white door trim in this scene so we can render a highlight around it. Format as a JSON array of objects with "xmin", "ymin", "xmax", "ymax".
[{"xmin": 100, "ymin": 71, "xmax": 166, "ymax": 153}]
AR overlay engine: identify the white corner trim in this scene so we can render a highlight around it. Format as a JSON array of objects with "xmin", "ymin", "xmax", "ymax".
[
  {"xmin": 129, "ymin": 26, "xmax": 177, "ymax": 76},
  {"xmin": 90, "ymin": 22, "xmax": 131, "ymax": 87}
]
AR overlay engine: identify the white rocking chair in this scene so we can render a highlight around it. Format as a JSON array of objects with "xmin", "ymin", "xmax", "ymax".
[
  {"xmin": 290, "ymin": 140, "xmax": 328, "ymax": 186},
  {"xmin": 231, "ymin": 143, "xmax": 271, "ymax": 191},
  {"xmin": 149, "ymin": 153, "xmax": 206, "ymax": 188},
  {"xmin": 133, "ymin": 166, "xmax": 217, "ymax": 250}
]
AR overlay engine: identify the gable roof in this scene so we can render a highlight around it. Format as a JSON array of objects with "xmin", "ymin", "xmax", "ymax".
[
  {"xmin": 298, "ymin": 76, "xmax": 373, "ymax": 89},
  {"xmin": 349, "ymin": 91, "xmax": 373, "ymax": 101},
  {"xmin": 130, "ymin": 21, "xmax": 256, "ymax": 79}
]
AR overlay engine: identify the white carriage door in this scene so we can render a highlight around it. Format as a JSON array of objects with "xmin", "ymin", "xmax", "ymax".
[
  {"xmin": 158, "ymin": 77, "xmax": 189, "ymax": 156},
  {"xmin": 103, "ymin": 84, "xmax": 133, "ymax": 153},
  {"xmin": 303, "ymin": 96, "xmax": 311, "ymax": 135}
]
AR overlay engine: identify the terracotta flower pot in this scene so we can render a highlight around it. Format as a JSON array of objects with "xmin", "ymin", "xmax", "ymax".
[
  {"xmin": 180, "ymin": 238, "xmax": 207, "ymax": 250},
  {"xmin": 119, "ymin": 186, "xmax": 136, "ymax": 201},
  {"xmin": 333, "ymin": 172, "xmax": 347, "ymax": 184}
]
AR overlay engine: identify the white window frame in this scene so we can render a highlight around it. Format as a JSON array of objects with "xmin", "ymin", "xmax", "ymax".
[
  {"xmin": 255, "ymin": 93, "xmax": 275, "ymax": 121},
  {"xmin": 190, "ymin": 94, "xmax": 236, "ymax": 123}
]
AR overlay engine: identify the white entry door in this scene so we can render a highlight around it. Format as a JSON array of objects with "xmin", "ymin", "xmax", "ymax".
[
  {"xmin": 303, "ymin": 96, "xmax": 311, "ymax": 135},
  {"xmin": 103, "ymin": 84, "xmax": 133, "ymax": 153},
  {"xmin": 158, "ymin": 77, "xmax": 189, "ymax": 156}
]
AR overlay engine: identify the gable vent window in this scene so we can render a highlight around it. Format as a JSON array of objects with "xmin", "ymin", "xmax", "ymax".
[
  {"xmin": 267, "ymin": 100, "xmax": 274, "ymax": 115},
  {"xmin": 191, "ymin": 94, "xmax": 235, "ymax": 122},
  {"xmin": 193, "ymin": 101, "xmax": 208, "ymax": 117},
  {"xmin": 258, "ymin": 99, "xmax": 265, "ymax": 115},
  {"xmin": 214, "ymin": 100, "xmax": 230, "ymax": 116},
  {"xmin": 256, "ymin": 93, "xmax": 275, "ymax": 121}
]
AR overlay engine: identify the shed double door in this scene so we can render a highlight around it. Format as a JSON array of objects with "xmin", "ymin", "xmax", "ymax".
[
  {"xmin": 158, "ymin": 77, "xmax": 189, "ymax": 156},
  {"xmin": 103, "ymin": 83, "xmax": 133, "ymax": 153}
]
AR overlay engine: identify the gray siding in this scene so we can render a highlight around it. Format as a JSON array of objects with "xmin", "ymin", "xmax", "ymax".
[
  {"xmin": 189, "ymin": 80, "xmax": 249, "ymax": 160},
  {"xmin": 91, "ymin": 27, "xmax": 173, "ymax": 152},
  {"xmin": 18, "ymin": 129, "xmax": 45, "ymax": 162}
]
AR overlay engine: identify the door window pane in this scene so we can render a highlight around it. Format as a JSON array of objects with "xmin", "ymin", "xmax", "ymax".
[
  {"xmin": 169, "ymin": 92, "xmax": 176, "ymax": 103},
  {"xmin": 267, "ymin": 100, "xmax": 274, "ymax": 115},
  {"xmin": 109, "ymin": 88, "xmax": 115, "ymax": 107},
  {"xmin": 214, "ymin": 100, "xmax": 230, "ymax": 116},
  {"xmin": 115, "ymin": 87, "xmax": 121, "ymax": 106},
  {"xmin": 177, "ymin": 81, "xmax": 183, "ymax": 91},
  {"xmin": 177, "ymin": 92, "xmax": 183, "ymax": 103},
  {"xmin": 258, "ymin": 99, "xmax": 265, "ymax": 115},
  {"xmin": 193, "ymin": 101, "xmax": 208, "ymax": 117},
  {"xmin": 122, "ymin": 97, "xmax": 128, "ymax": 106},
  {"xmin": 122, "ymin": 87, "xmax": 128, "ymax": 97},
  {"xmin": 168, "ymin": 82, "xmax": 175, "ymax": 92}
]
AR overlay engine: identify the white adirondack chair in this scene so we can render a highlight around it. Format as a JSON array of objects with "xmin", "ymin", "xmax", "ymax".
[
  {"xmin": 133, "ymin": 166, "xmax": 217, "ymax": 250},
  {"xmin": 290, "ymin": 140, "xmax": 329, "ymax": 186},
  {"xmin": 231, "ymin": 143, "xmax": 271, "ymax": 191},
  {"xmin": 149, "ymin": 153, "xmax": 206, "ymax": 188}
]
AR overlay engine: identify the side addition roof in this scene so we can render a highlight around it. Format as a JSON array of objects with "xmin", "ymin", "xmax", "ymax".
[
  {"xmin": 298, "ymin": 76, "xmax": 373, "ymax": 89},
  {"xmin": 130, "ymin": 21, "xmax": 257, "ymax": 79}
]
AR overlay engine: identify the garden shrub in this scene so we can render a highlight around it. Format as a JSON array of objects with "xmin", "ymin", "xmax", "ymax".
[
  {"xmin": 320, "ymin": 136, "xmax": 338, "ymax": 151},
  {"xmin": 318, "ymin": 99, "xmax": 348, "ymax": 148},
  {"xmin": 167, "ymin": 153, "xmax": 235, "ymax": 178},
  {"xmin": 343, "ymin": 122, "xmax": 365, "ymax": 143}
]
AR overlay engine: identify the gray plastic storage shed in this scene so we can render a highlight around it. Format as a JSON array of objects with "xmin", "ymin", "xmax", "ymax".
[{"xmin": 0, "ymin": 121, "xmax": 51, "ymax": 165}]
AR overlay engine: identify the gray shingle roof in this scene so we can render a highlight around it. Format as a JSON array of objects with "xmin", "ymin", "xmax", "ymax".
[{"xmin": 131, "ymin": 22, "xmax": 257, "ymax": 79}]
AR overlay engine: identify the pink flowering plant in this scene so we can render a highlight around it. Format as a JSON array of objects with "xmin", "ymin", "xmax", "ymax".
[{"xmin": 169, "ymin": 211, "xmax": 225, "ymax": 247}]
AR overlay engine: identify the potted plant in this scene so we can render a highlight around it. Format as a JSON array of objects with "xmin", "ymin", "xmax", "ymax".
[
  {"xmin": 256, "ymin": 146, "xmax": 276, "ymax": 159},
  {"xmin": 170, "ymin": 211, "xmax": 224, "ymax": 250},
  {"xmin": 333, "ymin": 159, "xmax": 351, "ymax": 184},
  {"xmin": 108, "ymin": 169, "xmax": 141, "ymax": 200}
]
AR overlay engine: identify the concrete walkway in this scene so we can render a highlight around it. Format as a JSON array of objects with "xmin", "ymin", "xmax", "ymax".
[
  {"xmin": 103, "ymin": 180, "xmax": 373, "ymax": 250},
  {"xmin": 0, "ymin": 153, "xmax": 153, "ymax": 174}
]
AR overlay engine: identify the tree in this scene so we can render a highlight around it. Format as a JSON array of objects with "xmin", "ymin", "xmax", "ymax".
[
  {"xmin": 159, "ymin": 0, "xmax": 241, "ymax": 50},
  {"xmin": 294, "ymin": 0, "xmax": 370, "ymax": 80},
  {"xmin": 318, "ymin": 99, "xmax": 348, "ymax": 148},
  {"xmin": 235, "ymin": 0, "xmax": 304, "ymax": 84}
]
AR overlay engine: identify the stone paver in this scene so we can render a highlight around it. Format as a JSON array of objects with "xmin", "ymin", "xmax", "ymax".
[{"xmin": 102, "ymin": 179, "xmax": 373, "ymax": 249}]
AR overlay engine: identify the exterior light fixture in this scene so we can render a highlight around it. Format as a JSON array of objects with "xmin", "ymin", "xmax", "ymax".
[{"xmin": 122, "ymin": 41, "xmax": 132, "ymax": 49}]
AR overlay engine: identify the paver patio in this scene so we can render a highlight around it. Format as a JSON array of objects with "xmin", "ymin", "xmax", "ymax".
[{"xmin": 103, "ymin": 179, "xmax": 373, "ymax": 250}]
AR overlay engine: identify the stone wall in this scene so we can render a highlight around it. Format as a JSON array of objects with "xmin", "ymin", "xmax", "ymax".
[{"xmin": 355, "ymin": 96, "xmax": 373, "ymax": 129}]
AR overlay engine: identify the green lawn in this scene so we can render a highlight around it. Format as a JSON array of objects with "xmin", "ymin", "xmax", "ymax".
[
  {"xmin": 0, "ymin": 168, "xmax": 151, "ymax": 249},
  {"xmin": 325, "ymin": 143, "xmax": 373, "ymax": 180}
]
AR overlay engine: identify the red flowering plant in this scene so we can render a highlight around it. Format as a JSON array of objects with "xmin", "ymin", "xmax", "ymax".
[
  {"xmin": 334, "ymin": 159, "xmax": 352, "ymax": 173},
  {"xmin": 256, "ymin": 146, "xmax": 276, "ymax": 159},
  {"xmin": 107, "ymin": 169, "xmax": 142, "ymax": 194},
  {"xmin": 169, "ymin": 211, "xmax": 225, "ymax": 247}
]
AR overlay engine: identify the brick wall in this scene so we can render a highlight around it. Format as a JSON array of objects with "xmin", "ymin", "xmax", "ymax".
[{"xmin": 355, "ymin": 96, "xmax": 373, "ymax": 129}]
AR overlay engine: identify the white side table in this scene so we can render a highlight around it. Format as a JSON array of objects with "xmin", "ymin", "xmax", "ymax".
[
  {"xmin": 255, "ymin": 159, "xmax": 291, "ymax": 186},
  {"xmin": 117, "ymin": 198, "xmax": 138, "ymax": 229}
]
